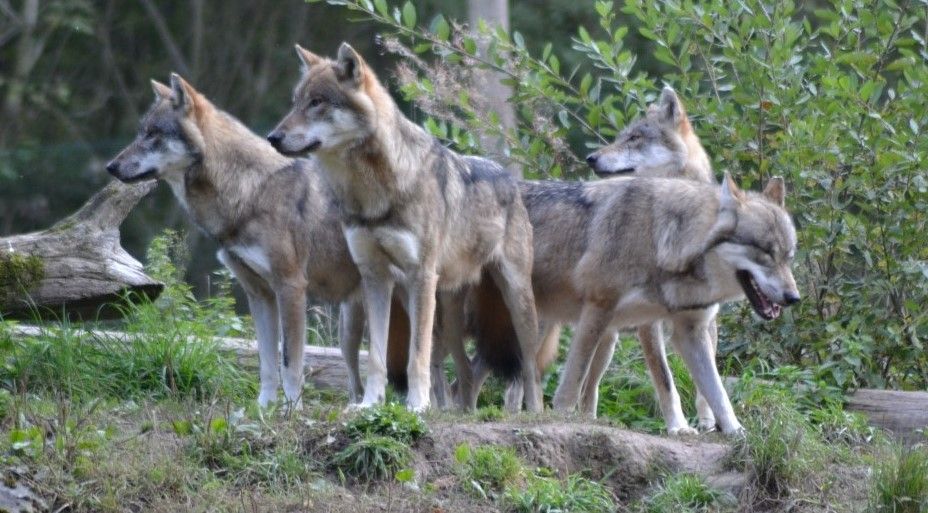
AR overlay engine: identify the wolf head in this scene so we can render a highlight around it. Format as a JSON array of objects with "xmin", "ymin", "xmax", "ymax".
[
  {"xmin": 268, "ymin": 43, "xmax": 381, "ymax": 156},
  {"xmin": 714, "ymin": 174, "xmax": 800, "ymax": 320},
  {"xmin": 587, "ymin": 87, "xmax": 710, "ymax": 182},
  {"xmin": 106, "ymin": 74, "xmax": 207, "ymax": 183}
]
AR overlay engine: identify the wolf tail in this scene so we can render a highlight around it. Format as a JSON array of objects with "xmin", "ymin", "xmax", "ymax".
[{"xmin": 468, "ymin": 270, "xmax": 523, "ymax": 380}]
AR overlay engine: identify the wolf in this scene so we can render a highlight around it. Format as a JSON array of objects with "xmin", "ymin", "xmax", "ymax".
[
  {"xmin": 267, "ymin": 43, "xmax": 541, "ymax": 412},
  {"xmin": 105, "ymin": 74, "xmax": 409, "ymax": 408},
  {"xmin": 534, "ymin": 172, "xmax": 799, "ymax": 434},
  {"xmin": 465, "ymin": 87, "xmax": 729, "ymax": 434}
]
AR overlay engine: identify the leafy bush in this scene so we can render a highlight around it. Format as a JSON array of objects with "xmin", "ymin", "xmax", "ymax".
[
  {"xmin": 315, "ymin": 0, "xmax": 928, "ymax": 393},
  {"xmin": 344, "ymin": 402, "xmax": 427, "ymax": 444},
  {"xmin": 454, "ymin": 443, "xmax": 523, "ymax": 498},
  {"xmin": 504, "ymin": 472, "xmax": 616, "ymax": 513}
]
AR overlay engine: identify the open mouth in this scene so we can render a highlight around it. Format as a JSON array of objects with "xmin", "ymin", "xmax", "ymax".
[
  {"xmin": 279, "ymin": 140, "xmax": 321, "ymax": 157},
  {"xmin": 593, "ymin": 167, "xmax": 635, "ymax": 177},
  {"xmin": 122, "ymin": 168, "xmax": 158, "ymax": 183},
  {"xmin": 736, "ymin": 270, "xmax": 781, "ymax": 320}
]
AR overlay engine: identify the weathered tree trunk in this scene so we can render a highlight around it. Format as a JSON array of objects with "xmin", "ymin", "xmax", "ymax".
[
  {"xmin": 467, "ymin": 0, "xmax": 520, "ymax": 177},
  {"xmin": 0, "ymin": 180, "xmax": 163, "ymax": 320}
]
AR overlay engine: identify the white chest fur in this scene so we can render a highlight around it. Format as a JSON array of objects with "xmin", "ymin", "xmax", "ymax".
[
  {"xmin": 345, "ymin": 226, "xmax": 420, "ymax": 274},
  {"xmin": 227, "ymin": 245, "xmax": 274, "ymax": 282}
]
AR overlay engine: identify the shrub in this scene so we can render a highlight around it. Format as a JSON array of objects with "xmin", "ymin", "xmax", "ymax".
[
  {"xmin": 344, "ymin": 402, "xmax": 427, "ymax": 444},
  {"xmin": 642, "ymin": 473, "xmax": 724, "ymax": 513},
  {"xmin": 331, "ymin": 435, "xmax": 412, "ymax": 482}
]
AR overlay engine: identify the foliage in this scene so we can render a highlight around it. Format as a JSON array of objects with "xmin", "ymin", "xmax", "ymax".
[
  {"xmin": 869, "ymin": 445, "xmax": 928, "ymax": 513},
  {"xmin": 641, "ymin": 473, "xmax": 725, "ymax": 513},
  {"xmin": 0, "ymin": 252, "xmax": 44, "ymax": 303},
  {"xmin": 504, "ymin": 471, "xmax": 616, "ymax": 513},
  {"xmin": 331, "ymin": 434, "xmax": 412, "ymax": 482},
  {"xmin": 454, "ymin": 443, "xmax": 523, "ymax": 498},
  {"xmin": 344, "ymin": 402, "xmax": 427, "ymax": 444},
  {"xmin": 316, "ymin": 0, "xmax": 928, "ymax": 393},
  {"xmin": 475, "ymin": 404, "xmax": 504, "ymax": 422}
]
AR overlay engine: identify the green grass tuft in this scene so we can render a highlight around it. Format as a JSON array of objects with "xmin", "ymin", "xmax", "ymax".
[
  {"xmin": 642, "ymin": 473, "xmax": 723, "ymax": 513},
  {"xmin": 344, "ymin": 402, "xmax": 427, "ymax": 444},
  {"xmin": 504, "ymin": 472, "xmax": 615, "ymax": 513},
  {"xmin": 331, "ymin": 435, "xmax": 412, "ymax": 482},
  {"xmin": 868, "ymin": 445, "xmax": 928, "ymax": 513},
  {"xmin": 454, "ymin": 443, "xmax": 523, "ymax": 497}
]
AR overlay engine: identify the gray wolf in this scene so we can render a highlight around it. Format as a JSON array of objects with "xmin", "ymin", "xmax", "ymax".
[
  {"xmin": 106, "ymin": 74, "xmax": 409, "ymax": 408},
  {"xmin": 267, "ymin": 43, "xmax": 541, "ymax": 412},
  {"xmin": 538, "ymin": 172, "xmax": 799, "ymax": 434}
]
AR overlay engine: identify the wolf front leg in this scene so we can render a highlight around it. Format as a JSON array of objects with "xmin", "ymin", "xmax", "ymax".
[
  {"xmin": 339, "ymin": 301, "xmax": 366, "ymax": 404},
  {"xmin": 277, "ymin": 283, "xmax": 308, "ymax": 409},
  {"xmin": 358, "ymin": 275, "xmax": 395, "ymax": 408},
  {"xmin": 669, "ymin": 309, "xmax": 742, "ymax": 435},
  {"xmin": 638, "ymin": 322, "xmax": 696, "ymax": 435},
  {"xmin": 405, "ymin": 268, "xmax": 439, "ymax": 412},
  {"xmin": 694, "ymin": 316, "xmax": 720, "ymax": 431},
  {"xmin": 246, "ymin": 291, "xmax": 280, "ymax": 407},
  {"xmin": 552, "ymin": 304, "xmax": 612, "ymax": 412}
]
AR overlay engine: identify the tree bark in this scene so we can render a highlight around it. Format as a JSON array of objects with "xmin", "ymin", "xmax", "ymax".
[
  {"xmin": 0, "ymin": 180, "xmax": 163, "ymax": 320},
  {"xmin": 467, "ymin": 0, "xmax": 520, "ymax": 177}
]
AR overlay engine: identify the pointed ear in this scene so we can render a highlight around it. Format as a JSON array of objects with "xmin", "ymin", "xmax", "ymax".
[
  {"xmin": 169, "ymin": 73, "xmax": 198, "ymax": 114},
  {"xmin": 295, "ymin": 44, "xmax": 323, "ymax": 74},
  {"xmin": 151, "ymin": 79, "xmax": 172, "ymax": 100},
  {"xmin": 658, "ymin": 86, "xmax": 684, "ymax": 127},
  {"xmin": 763, "ymin": 176, "xmax": 786, "ymax": 207},
  {"xmin": 335, "ymin": 42, "xmax": 364, "ymax": 86},
  {"xmin": 720, "ymin": 172, "xmax": 746, "ymax": 209}
]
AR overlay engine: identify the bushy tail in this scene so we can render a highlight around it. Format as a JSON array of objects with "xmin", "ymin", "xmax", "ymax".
[{"xmin": 467, "ymin": 269, "xmax": 522, "ymax": 380}]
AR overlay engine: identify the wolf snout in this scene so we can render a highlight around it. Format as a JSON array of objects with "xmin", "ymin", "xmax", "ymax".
[
  {"xmin": 266, "ymin": 131, "xmax": 284, "ymax": 150},
  {"xmin": 782, "ymin": 291, "xmax": 800, "ymax": 306},
  {"xmin": 105, "ymin": 161, "xmax": 120, "ymax": 177},
  {"xmin": 586, "ymin": 153, "xmax": 598, "ymax": 166}
]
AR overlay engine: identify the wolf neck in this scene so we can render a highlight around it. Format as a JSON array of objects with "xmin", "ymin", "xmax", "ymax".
[
  {"xmin": 173, "ymin": 110, "xmax": 292, "ymax": 240},
  {"xmin": 322, "ymin": 86, "xmax": 432, "ymax": 221}
]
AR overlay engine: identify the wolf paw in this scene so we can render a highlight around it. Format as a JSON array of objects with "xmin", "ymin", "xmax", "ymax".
[{"xmin": 668, "ymin": 426, "xmax": 699, "ymax": 436}]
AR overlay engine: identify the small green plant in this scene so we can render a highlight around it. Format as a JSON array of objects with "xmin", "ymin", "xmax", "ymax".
[
  {"xmin": 331, "ymin": 435, "xmax": 412, "ymax": 482},
  {"xmin": 734, "ymin": 387, "xmax": 824, "ymax": 499},
  {"xmin": 475, "ymin": 405, "xmax": 504, "ymax": 422},
  {"xmin": 642, "ymin": 473, "xmax": 723, "ymax": 513},
  {"xmin": 344, "ymin": 402, "xmax": 427, "ymax": 444},
  {"xmin": 810, "ymin": 402, "xmax": 876, "ymax": 445},
  {"xmin": 868, "ymin": 446, "xmax": 928, "ymax": 513},
  {"xmin": 504, "ymin": 472, "xmax": 615, "ymax": 513},
  {"xmin": 454, "ymin": 443, "xmax": 523, "ymax": 498}
]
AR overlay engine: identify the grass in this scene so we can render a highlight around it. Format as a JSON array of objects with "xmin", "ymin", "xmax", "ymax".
[
  {"xmin": 641, "ymin": 473, "xmax": 725, "ymax": 513},
  {"xmin": 331, "ymin": 435, "xmax": 412, "ymax": 482},
  {"xmin": 344, "ymin": 402, "xmax": 427, "ymax": 444},
  {"xmin": 454, "ymin": 443, "xmax": 523, "ymax": 497},
  {"xmin": 504, "ymin": 472, "xmax": 616, "ymax": 513},
  {"xmin": 868, "ymin": 445, "xmax": 928, "ymax": 513}
]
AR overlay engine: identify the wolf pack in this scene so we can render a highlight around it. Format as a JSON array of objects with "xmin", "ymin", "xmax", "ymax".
[{"xmin": 106, "ymin": 42, "xmax": 801, "ymax": 437}]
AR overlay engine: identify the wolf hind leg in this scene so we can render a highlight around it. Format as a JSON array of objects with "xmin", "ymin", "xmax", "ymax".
[
  {"xmin": 578, "ymin": 329, "xmax": 618, "ymax": 418},
  {"xmin": 489, "ymin": 260, "xmax": 541, "ymax": 412},
  {"xmin": 695, "ymin": 316, "xmax": 719, "ymax": 431},
  {"xmin": 553, "ymin": 304, "xmax": 611, "ymax": 412},
  {"xmin": 277, "ymin": 283, "xmax": 307, "ymax": 410},
  {"xmin": 339, "ymin": 301, "xmax": 366, "ymax": 404}
]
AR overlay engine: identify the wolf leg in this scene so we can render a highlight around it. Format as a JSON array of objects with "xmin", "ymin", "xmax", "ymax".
[
  {"xmin": 358, "ymin": 275, "xmax": 394, "ymax": 408},
  {"xmin": 277, "ymin": 284, "xmax": 307, "ymax": 409},
  {"xmin": 339, "ymin": 301, "xmax": 366, "ymax": 404},
  {"xmin": 639, "ymin": 322, "xmax": 695, "ymax": 435},
  {"xmin": 490, "ymin": 261, "xmax": 541, "ymax": 413},
  {"xmin": 553, "ymin": 304, "xmax": 611, "ymax": 412},
  {"xmin": 578, "ymin": 329, "xmax": 618, "ymax": 418},
  {"xmin": 436, "ymin": 291, "xmax": 474, "ymax": 410},
  {"xmin": 695, "ymin": 316, "xmax": 719, "ymax": 431},
  {"xmin": 669, "ymin": 311, "xmax": 742, "ymax": 435},
  {"xmin": 405, "ymin": 268, "xmax": 439, "ymax": 412},
  {"xmin": 246, "ymin": 291, "xmax": 280, "ymax": 407}
]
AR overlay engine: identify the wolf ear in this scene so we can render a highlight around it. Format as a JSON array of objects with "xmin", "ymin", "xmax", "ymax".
[
  {"xmin": 720, "ymin": 172, "xmax": 746, "ymax": 209},
  {"xmin": 295, "ymin": 44, "xmax": 323, "ymax": 74},
  {"xmin": 151, "ymin": 79, "xmax": 173, "ymax": 101},
  {"xmin": 335, "ymin": 42, "xmax": 364, "ymax": 86},
  {"xmin": 763, "ymin": 176, "xmax": 786, "ymax": 207},
  {"xmin": 658, "ymin": 86, "xmax": 685, "ymax": 127},
  {"xmin": 169, "ymin": 73, "xmax": 198, "ymax": 114}
]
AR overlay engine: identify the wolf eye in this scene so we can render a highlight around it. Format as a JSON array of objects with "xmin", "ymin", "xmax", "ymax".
[
  {"xmin": 627, "ymin": 133, "xmax": 641, "ymax": 142},
  {"xmin": 308, "ymin": 97, "xmax": 323, "ymax": 108}
]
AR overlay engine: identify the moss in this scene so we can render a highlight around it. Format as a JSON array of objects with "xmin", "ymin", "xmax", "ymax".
[{"xmin": 0, "ymin": 252, "xmax": 45, "ymax": 302}]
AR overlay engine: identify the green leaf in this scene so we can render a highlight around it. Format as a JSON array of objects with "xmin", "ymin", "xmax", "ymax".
[
  {"xmin": 463, "ymin": 37, "xmax": 477, "ymax": 55},
  {"xmin": 373, "ymin": 0, "xmax": 389, "ymax": 17},
  {"xmin": 430, "ymin": 14, "xmax": 450, "ymax": 40},
  {"xmin": 401, "ymin": 1, "xmax": 416, "ymax": 29},
  {"xmin": 395, "ymin": 468, "xmax": 415, "ymax": 482}
]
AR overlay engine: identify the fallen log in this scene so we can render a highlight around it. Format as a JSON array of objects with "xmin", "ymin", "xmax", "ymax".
[{"xmin": 0, "ymin": 180, "xmax": 163, "ymax": 320}]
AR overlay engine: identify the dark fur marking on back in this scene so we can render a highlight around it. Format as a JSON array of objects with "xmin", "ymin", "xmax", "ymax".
[{"xmin": 520, "ymin": 180, "xmax": 593, "ymax": 210}]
